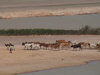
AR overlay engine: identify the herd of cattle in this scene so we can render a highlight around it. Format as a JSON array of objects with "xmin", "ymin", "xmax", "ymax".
[
  {"xmin": 20, "ymin": 40, "xmax": 100, "ymax": 50},
  {"xmin": 5, "ymin": 40, "xmax": 100, "ymax": 51}
]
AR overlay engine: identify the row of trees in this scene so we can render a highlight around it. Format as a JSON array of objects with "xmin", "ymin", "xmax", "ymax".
[{"xmin": 0, "ymin": 25, "xmax": 100, "ymax": 35}]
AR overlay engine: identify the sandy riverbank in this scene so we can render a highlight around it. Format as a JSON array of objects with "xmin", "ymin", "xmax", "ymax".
[
  {"xmin": 0, "ymin": 35, "xmax": 100, "ymax": 75},
  {"xmin": 0, "ymin": 47, "xmax": 100, "ymax": 75},
  {"xmin": 0, "ymin": 6, "xmax": 100, "ymax": 19}
]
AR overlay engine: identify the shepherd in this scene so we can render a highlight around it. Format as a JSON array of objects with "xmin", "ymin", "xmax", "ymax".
[
  {"xmin": 9, "ymin": 44, "xmax": 12, "ymax": 53},
  {"xmin": 9, "ymin": 43, "xmax": 15, "ymax": 53}
]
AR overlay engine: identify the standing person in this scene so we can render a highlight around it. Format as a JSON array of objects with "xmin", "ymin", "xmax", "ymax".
[
  {"xmin": 9, "ymin": 42, "xmax": 14, "ymax": 53},
  {"xmin": 9, "ymin": 45, "xmax": 13, "ymax": 53}
]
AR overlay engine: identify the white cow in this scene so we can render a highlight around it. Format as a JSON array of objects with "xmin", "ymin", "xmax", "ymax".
[
  {"xmin": 23, "ymin": 43, "xmax": 40, "ymax": 50},
  {"xmin": 31, "ymin": 43, "xmax": 40, "ymax": 50},
  {"xmin": 24, "ymin": 43, "xmax": 32, "ymax": 50}
]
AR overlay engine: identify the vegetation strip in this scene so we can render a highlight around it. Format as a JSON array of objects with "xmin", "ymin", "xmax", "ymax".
[{"xmin": 0, "ymin": 26, "xmax": 100, "ymax": 35}]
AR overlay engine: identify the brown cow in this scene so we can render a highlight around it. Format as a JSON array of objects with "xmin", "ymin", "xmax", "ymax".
[
  {"xmin": 96, "ymin": 44, "xmax": 100, "ymax": 49},
  {"xmin": 59, "ymin": 41, "xmax": 72, "ymax": 49},
  {"xmin": 56, "ymin": 40, "xmax": 66, "ymax": 43},
  {"xmin": 79, "ymin": 42, "xmax": 90, "ymax": 48},
  {"xmin": 38, "ymin": 43, "xmax": 51, "ymax": 50},
  {"xmin": 50, "ymin": 43, "xmax": 60, "ymax": 50}
]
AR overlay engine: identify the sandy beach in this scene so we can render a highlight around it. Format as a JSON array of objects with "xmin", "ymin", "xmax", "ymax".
[{"xmin": 0, "ymin": 35, "xmax": 100, "ymax": 75}]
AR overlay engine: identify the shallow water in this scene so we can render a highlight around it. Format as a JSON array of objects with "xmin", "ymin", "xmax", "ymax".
[
  {"xmin": 0, "ymin": 0, "xmax": 100, "ymax": 7},
  {"xmin": 0, "ymin": 14, "xmax": 100, "ymax": 30},
  {"xmin": 18, "ymin": 61, "xmax": 100, "ymax": 75}
]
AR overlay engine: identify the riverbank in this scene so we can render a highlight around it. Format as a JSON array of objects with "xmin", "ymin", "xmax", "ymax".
[
  {"xmin": 0, "ymin": 35, "xmax": 100, "ymax": 75},
  {"xmin": 0, "ymin": 47, "xmax": 100, "ymax": 75},
  {"xmin": 18, "ymin": 60, "xmax": 100, "ymax": 75}
]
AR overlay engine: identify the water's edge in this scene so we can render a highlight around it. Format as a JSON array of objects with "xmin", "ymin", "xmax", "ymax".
[{"xmin": 16, "ymin": 59, "xmax": 100, "ymax": 75}]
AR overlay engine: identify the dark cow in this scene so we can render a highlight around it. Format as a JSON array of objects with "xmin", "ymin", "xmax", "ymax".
[{"xmin": 71, "ymin": 44, "xmax": 82, "ymax": 51}]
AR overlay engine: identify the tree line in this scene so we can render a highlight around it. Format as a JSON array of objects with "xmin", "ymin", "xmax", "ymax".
[{"xmin": 0, "ymin": 25, "xmax": 100, "ymax": 35}]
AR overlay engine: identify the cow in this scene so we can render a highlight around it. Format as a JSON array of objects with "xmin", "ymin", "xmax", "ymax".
[
  {"xmin": 79, "ymin": 42, "xmax": 90, "ymax": 48},
  {"xmin": 71, "ymin": 43, "xmax": 82, "ymax": 51}
]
